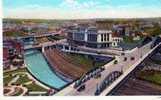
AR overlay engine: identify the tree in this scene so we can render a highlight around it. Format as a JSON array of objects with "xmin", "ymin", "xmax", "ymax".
[{"xmin": 151, "ymin": 26, "xmax": 161, "ymax": 36}]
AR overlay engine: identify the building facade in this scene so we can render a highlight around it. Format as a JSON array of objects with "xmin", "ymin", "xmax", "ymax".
[{"xmin": 67, "ymin": 25, "xmax": 122, "ymax": 48}]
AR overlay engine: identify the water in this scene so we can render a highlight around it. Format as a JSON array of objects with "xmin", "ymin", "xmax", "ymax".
[{"xmin": 24, "ymin": 50, "xmax": 67, "ymax": 89}]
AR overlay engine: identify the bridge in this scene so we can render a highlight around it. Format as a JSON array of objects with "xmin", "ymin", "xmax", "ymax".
[
  {"xmin": 62, "ymin": 49, "xmax": 115, "ymax": 58},
  {"xmin": 33, "ymin": 32, "xmax": 59, "ymax": 38},
  {"xmin": 24, "ymin": 39, "xmax": 66, "ymax": 51},
  {"xmin": 55, "ymin": 36, "xmax": 161, "ymax": 96},
  {"xmin": 20, "ymin": 32, "xmax": 59, "ymax": 39}
]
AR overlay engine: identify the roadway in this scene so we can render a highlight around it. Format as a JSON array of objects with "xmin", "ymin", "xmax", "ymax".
[
  {"xmin": 55, "ymin": 41, "xmax": 160, "ymax": 96},
  {"xmin": 100, "ymin": 42, "xmax": 160, "ymax": 95},
  {"xmin": 20, "ymin": 32, "xmax": 59, "ymax": 39}
]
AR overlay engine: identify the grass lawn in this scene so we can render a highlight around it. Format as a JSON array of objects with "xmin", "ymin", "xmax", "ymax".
[
  {"xmin": 4, "ymin": 31, "xmax": 27, "ymax": 37},
  {"xmin": 94, "ymin": 62, "xmax": 107, "ymax": 67},
  {"xmin": 123, "ymin": 36, "xmax": 143, "ymax": 44},
  {"xmin": 3, "ymin": 68, "xmax": 48, "ymax": 94},
  {"xmin": 3, "ymin": 68, "xmax": 27, "ymax": 76},
  {"xmin": 123, "ymin": 36, "xmax": 134, "ymax": 43},
  {"xmin": 138, "ymin": 70, "xmax": 161, "ymax": 85},
  {"xmin": 66, "ymin": 53, "xmax": 107, "ymax": 71},
  {"xmin": 66, "ymin": 53, "xmax": 93, "ymax": 70},
  {"xmin": 121, "ymin": 36, "xmax": 144, "ymax": 50},
  {"xmin": 3, "ymin": 68, "xmax": 29, "ymax": 86},
  {"xmin": 25, "ymin": 83, "xmax": 47, "ymax": 92},
  {"xmin": 151, "ymin": 59, "xmax": 161, "ymax": 65},
  {"xmin": 14, "ymin": 75, "xmax": 31, "ymax": 85},
  {"xmin": 3, "ymin": 76, "xmax": 14, "ymax": 85}
]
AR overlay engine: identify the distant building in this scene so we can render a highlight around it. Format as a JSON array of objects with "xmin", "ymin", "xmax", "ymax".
[
  {"xmin": 111, "ymin": 32, "xmax": 123, "ymax": 47},
  {"xmin": 96, "ymin": 20, "xmax": 113, "ymax": 30},
  {"xmin": 3, "ymin": 38, "xmax": 24, "ymax": 69},
  {"xmin": 112, "ymin": 24, "xmax": 126, "ymax": 36},
  {"xmin": 67, "ymin": 23, "xmax": 123, "ymax": 48},
  {"xmin": 3, "ymin": 48, "xmax": 10, "ymax": 69}
]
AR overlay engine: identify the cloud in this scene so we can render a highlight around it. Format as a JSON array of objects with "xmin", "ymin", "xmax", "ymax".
[
  {"xmin": 65, "ymin": 0, "xmax": 77, "ymax": 4},
  {"xmin": 59, "ymin": 0, "xmax": 102, "ymax": 10},
  {"xmin": 3, "ymin": 0, "xmax": 161, "ymax": 19},
  {"xmin": 4, "ymin": 6, "xmax": 161, "ymax": 19}
]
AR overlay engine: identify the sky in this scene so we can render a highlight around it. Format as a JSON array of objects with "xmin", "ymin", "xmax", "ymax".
[{"xmin": 3, "ymin": 0, "xmax": 161, "ymax": 19}]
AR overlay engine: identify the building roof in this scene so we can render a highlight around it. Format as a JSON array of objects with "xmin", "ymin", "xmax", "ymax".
[{"xmin": 112, "ymin": 32, "xmax": 121, "ymax": 37}]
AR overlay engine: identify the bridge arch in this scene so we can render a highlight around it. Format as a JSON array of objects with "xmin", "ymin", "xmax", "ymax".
[{"xmin": 95, "ymin": 71, "xmax": 122, "ymax": 95}]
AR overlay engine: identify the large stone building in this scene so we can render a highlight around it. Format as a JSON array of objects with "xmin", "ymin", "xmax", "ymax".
[{"xmin": 67, "ymin": 21, "xmax": 123, "ymax": 48}]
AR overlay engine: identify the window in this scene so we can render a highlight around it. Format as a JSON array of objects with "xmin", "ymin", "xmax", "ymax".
[
  {"xmin": 101, "ymin": 34, "xmax": 103, "ymax": 42},
  {"xmin": 65, "ymin": 46, "xmax": 69, "ymax": 50},
  {"xmin": 124, "ymin": 57, "xmax": 127, "ymax": 61},
  {"xmin": 107, "ymin": 34, "xmax": 109, "ymax": 41},
  {"xmin": 104, "ymin": 34, "xmax": 106, "ymax": 41},
  {"xmin": 73, "ymin": 33, "xmax": 85, "ymax": 41},
  {"xmin": 105, "ymin": 34, "xmax": 107, "ymax": 41},
  {"xmin": 87, "ymin": 34, "xmax": 97, "ymax": 42}
]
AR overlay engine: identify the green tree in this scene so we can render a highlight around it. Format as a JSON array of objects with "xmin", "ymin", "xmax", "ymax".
[{"xmin": 151, "ymin": 25, "xmax": 161, "ymax": 36}]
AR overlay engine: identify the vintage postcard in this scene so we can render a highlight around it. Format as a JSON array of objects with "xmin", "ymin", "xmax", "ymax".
[{"xmin": 2, "ymin": 0, "xmax": 161, "ymax": 98}]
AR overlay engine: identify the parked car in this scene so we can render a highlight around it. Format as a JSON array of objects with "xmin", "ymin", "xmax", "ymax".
[
  {"xmin": 77, "ymin": 84, "xmax": 86, "ymax": 92},
  {"xmin": 131, "ymin": 57, "xmax": 135, "ymax": 60}
]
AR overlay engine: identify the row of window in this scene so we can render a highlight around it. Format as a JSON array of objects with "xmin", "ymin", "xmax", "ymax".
[
  {"xmin": 101, "ymin": 34, "xmax": 109, "ymax": 42},
  {"xmin": 73, "ymin": 33, "xmax": 85, "ymax": 41},
  {"xmin": 72, "ymin": 33, "xmax": 98, "ymax": 42},
  {"xmin": 71, "ymin": 33, "xmax": 111, "ymax": 43},
  {"xmin": 87, "ymin": 34, "xmax": 97, "ymax": 42},
  {"xmin": 113, "ymin": 38, "xmax": 121, "ymax": 42},
  {"xmin": 87, "ymin": 43, "xmax": 109, "ymax": 48}
]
